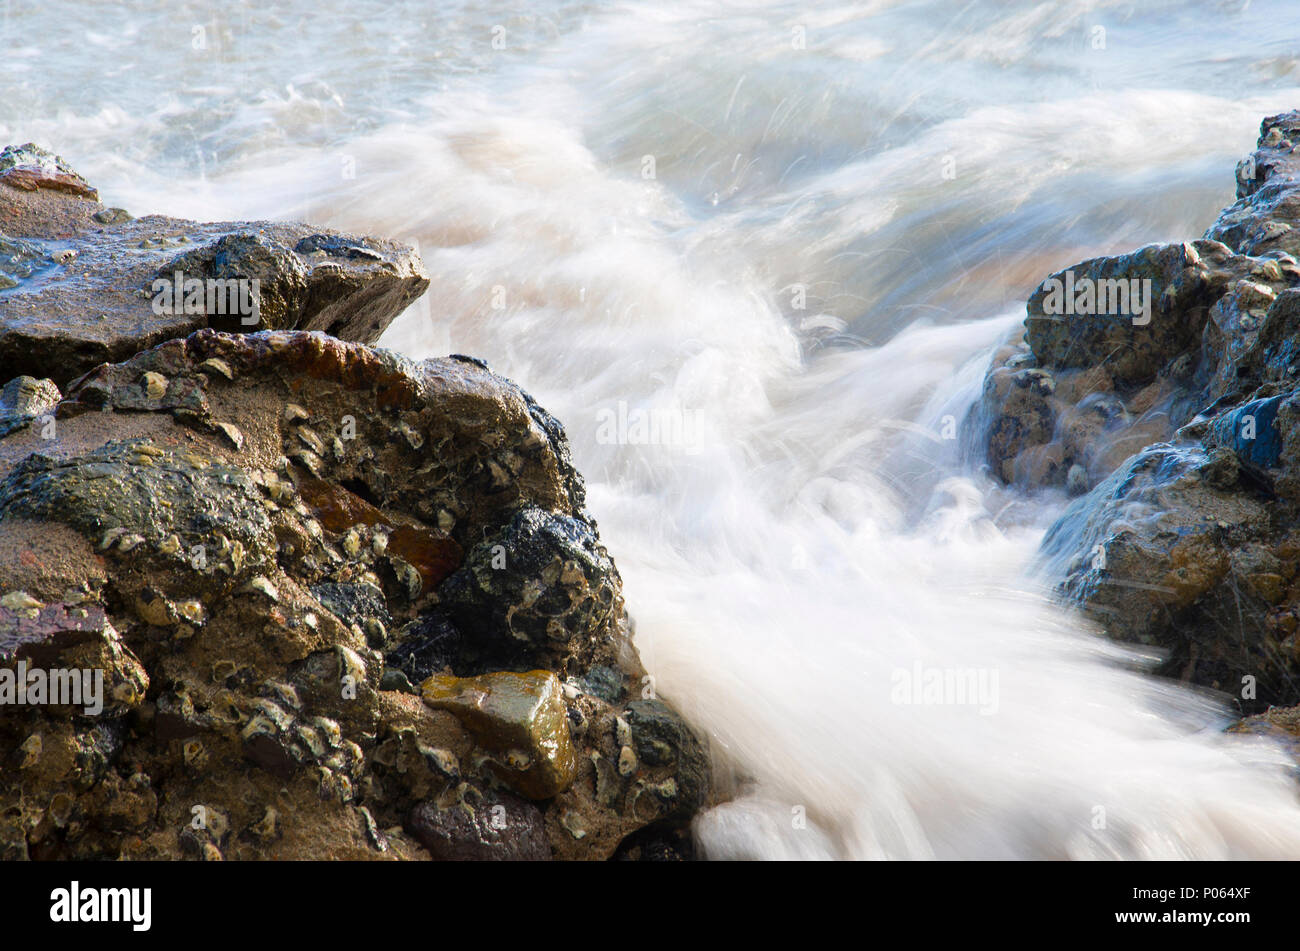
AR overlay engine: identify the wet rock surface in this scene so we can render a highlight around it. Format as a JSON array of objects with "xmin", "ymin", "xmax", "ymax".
[
  {"xmin": 0, "ymin": 145, "xmax": 429, "ymax": 387},
  {"xmin": 0, "ymin": 156, "xmax": 711, "ymax": 860},
  {"xmin": 981, "ymin": 111, "xmax": 1300, "ymax": 711},
  {"xmin": 437, "ymin": 504, "xmax": 622, "ymax": 674},
  {"xmin": 0, "ymin": 144, "xmax": 98, "ymax": 202},
  {"xmin": 420, "ymin": 669, "xmax": 577, "ymax": 801},
  {"xmin": 407, "ymin": 793, "xmax": 550, "ymax": 861}
]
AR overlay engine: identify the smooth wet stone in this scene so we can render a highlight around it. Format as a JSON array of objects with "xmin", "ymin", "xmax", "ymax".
[
  {"xmin": 421, "ymin": 669, "xmax": 577, "ymax": 800},
  {"xmin": 406, "ymin": 794, "xmax": 550, "ymax": 861},
  {"xmin": 1204, "ymin": 395, "xmax": 1285, "ymax": 469},
  {"xmin": 1040, "ymin": 444, "xmax": 1284, "ymax": 701},
  {"xmin": 379, "ymin": 668, "xmax": 416, "ymax": 693},
  {"xmin": 93, "ymin": 208, "xmax": 133, "ymax": 225},
  {"xmin": 0, "ymin": 233, "xmax": 52, "ymax": 290}
]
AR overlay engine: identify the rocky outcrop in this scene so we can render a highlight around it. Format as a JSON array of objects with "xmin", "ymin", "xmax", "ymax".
[
  {"xmin": 0, "ymin": 148, "xmax": 709, "ymax": 861},
  {"xmin": 981, "ymin": 111, "xmax": 1300, "ymax": 709},
  {"xmin": 1207, "ymin": 113, "xmax": 1300, "ymax": 260},
  {"xmin": 1039, "ymin": 444, "xmax": 1289, "ymax": 700},
  {"xmin": 0, "ymin": 144, "xmax": 429, "ymax": 387},
  {"xmin": 973, "ymin": 239, "xmax": 1287, "ymax": 492}
]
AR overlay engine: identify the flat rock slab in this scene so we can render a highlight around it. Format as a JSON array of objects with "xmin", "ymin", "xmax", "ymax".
[
  {"xmin": 0, "ymin": 600, "xmax": 110, "ymax": 664},
  {"xmin": 0, "ymin": 143, "xmax": 429, "ymax": 387}
]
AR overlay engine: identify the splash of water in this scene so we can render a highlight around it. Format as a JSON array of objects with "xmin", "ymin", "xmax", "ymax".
[
  {"xmin": 10, "ymin": 0, "xmax": 1300, "ymax": 858},
  {"xmin": 246, "ymin": 110, "xmax": 1300, "ymax": 859}
]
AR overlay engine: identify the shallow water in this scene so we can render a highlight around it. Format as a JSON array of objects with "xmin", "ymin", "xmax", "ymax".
[{"xmin": 8, "ymin": 0, "xmax": 1300, "ymax": 857}]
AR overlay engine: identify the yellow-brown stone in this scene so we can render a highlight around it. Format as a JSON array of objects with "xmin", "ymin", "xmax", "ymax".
[{"xmin": 421, "ymin": 669, "xmax": 576, "ymax": 800}]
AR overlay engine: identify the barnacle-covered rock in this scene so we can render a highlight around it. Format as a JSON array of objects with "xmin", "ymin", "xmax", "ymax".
[
  {"xmin": 974, "ymin": 115, "xmax": 1300, "ymax": 494},
  {"xmin": 623, "ymin": 699, "xmax": 709, "ymax": 817},
  {"xmin": 437, "ymin": 504, "xmax": 622, "ymax": 673},
  {"xmin": 971, "ymin": 242, "xmax": 1256, "ymax": 491},
  {"xmin": 0, "ymin": 440, "xmax": 273, "ymax": 572},
  {"xmin": 385, "ymin": 610, "xmax": 461, "ymax": 684},
  {"xmin": 0, "ymin": 600, "xmax": 147, "ymax": 718},
  {"xmin": 1024, "ymin": 240, "xmax": 1240, "ymax": 387},
  {"xmin": 0, "ymin": 326, "xmax": 710, "ymax": 859}
]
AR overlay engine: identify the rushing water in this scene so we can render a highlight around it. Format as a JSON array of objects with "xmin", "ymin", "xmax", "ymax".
[{"xmin": 8, "ymin": 0, "xmax": 1300, "ymax": 858}]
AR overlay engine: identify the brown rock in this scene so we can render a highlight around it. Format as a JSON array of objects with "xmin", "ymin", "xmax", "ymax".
[
  {"xmin": 0, "ymin": 328, "xmax": 708, "ymax": 859},
  {"xmin": 421, "ymin": 670, "xmax": 578, "ymax": 800}
]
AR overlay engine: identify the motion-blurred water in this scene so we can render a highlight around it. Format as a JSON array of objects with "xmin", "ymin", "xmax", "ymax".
[{"xmin": 8, "ymin": 0, "xmax": 1300, "ymax": 857}]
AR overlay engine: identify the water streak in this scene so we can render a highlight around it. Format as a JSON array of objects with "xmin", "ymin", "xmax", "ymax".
[{"xmin": 7, "ymin": 0, "xmax": 1300, "ymax": 857}]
